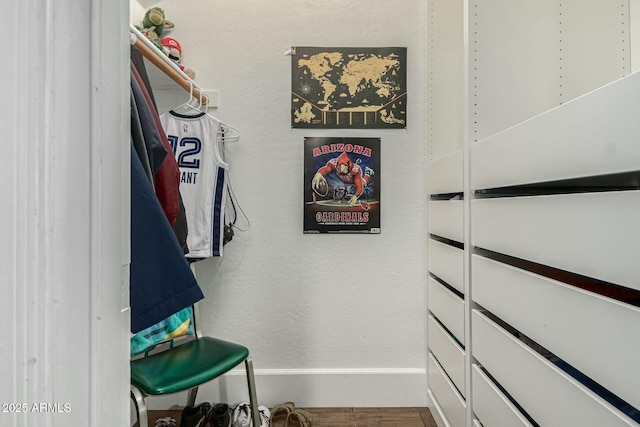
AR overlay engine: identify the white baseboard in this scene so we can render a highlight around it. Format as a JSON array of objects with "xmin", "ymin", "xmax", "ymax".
[{"xmin": 144, "ymin": 368, "xmax": 427, "ymax": 410}]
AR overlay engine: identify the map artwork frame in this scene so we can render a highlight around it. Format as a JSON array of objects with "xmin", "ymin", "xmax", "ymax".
[
  {"xmin": 304, "ymin": 137, "xmax": 381, "ymax": 234},
  {"xmin": 291, "ymin": 47, "xmax": 407, "ymax": 129}
]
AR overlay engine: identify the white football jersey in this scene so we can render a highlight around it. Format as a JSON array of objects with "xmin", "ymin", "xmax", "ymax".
[{"xmin": 160, "ymin": 111, "xmax": 228, "ymax": 257}]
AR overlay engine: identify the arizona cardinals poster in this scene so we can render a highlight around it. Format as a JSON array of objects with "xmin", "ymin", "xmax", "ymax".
[{"xmin": 304, "ymin": 137, "xmax": 380, "ymax": 233}]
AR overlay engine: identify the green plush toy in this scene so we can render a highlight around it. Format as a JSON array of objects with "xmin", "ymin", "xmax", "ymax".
[{"xmin": 142, "ymin": 7, "xmax": 173, "ymax": 40}]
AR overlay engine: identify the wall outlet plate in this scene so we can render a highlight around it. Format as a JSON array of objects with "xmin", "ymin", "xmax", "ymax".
[{"xmin": 203, "ymin": 90, "xmax": 219, "ymax": 108}]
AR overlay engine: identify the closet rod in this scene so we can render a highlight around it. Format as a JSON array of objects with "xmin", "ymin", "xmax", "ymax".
[{"xmin": 129, "ymin": 24, "xmax": 208, "ymax": 105}]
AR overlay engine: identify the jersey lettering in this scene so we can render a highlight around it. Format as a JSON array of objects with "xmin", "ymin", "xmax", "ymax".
[
  {"xmin": 178, "ymin": 138, "xmax": 201, "ymax": 169},
  {"xmin": 181, "ymin": 171, "xmax": 198, "ymax": 184},
  {"xmin": 167, "ymin": 135, "xmax": 202, "ymax": 169},
  {"xmin": 168, "ymin": 135, "xmax": 179, "ymax": 154}
]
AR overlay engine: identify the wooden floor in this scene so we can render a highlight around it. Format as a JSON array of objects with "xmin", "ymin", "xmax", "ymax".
[
  {"xmin": 302, "ymin": 408, "xmax": 437, "ymax": 427},
  {"xmin": 148, "ymin": 407, "xmax": 438, "ymax": 427}
]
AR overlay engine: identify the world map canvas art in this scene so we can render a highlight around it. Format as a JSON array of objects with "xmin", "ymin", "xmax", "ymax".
[{"xmin": 291, "ymin": 46, "xmax": 407, "ymax": 129}]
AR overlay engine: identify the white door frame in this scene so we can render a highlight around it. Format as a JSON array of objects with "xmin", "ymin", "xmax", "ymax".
[{"xmin": 1, "ymin": 0, "xmax": 129, "ymax": 425}]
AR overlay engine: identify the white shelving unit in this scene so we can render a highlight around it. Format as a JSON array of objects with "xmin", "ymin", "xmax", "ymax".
[{"xmin": 426, "ymin": 1, "xmax": 640, "ymax": 426}]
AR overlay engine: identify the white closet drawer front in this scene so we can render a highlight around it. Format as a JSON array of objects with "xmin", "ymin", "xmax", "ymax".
[
  {"xmin": 428, "ymin": 352, "xmax": 466, "ymax": 427},
  {"xmin": 471, "ymin": 71, "xmax": 640, "ymax": 190},
  {"xmin": 472, "ymin": 364, "xmax": 533, "ymax": 427},
  {"xmin": 428, "ymin": 200, "xmax": 463, "ymax": 243},
  {"xmin": 428, "ymin": 277, "xmax": 465, "ymax": 345},
  {"xmin": 472, "ymin": 191, "xmax": 640, "ymax": 290},
  {"xmin": 472, "ymin": 310, "xmax": 637, "ymax": 427},
  {"xmin": 473, "ymin": 255, "xmax": 640, "ymax": 410},
  {"xmin": 427, "ymin": 388, "xmax": 452, "ymax": 427},
  {"xmin": 428, "ymin": 315, "xmax": 465, "ymax": 397},
  {"xmin": 429, "ymin": 150, "xmax": 463, "ymax": 195},
  {"xmin": 428, "ymin": 239, "xmax": 464, "ymax": 293}
]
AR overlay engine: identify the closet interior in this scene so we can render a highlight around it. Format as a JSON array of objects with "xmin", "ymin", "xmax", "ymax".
[
  {"xmin": 125, "ymin": 1, "xmax": 432, "ymax": 418},
  {"xmin": 126, "ymin": 1, "xmax": 640, "ymax": 424},
  {"xmin": 427, "ymin": 1, "xmax": 640, "ymax": 426}
]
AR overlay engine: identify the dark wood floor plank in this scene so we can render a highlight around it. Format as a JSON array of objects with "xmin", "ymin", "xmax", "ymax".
[
  {"xmin": 146, "ymin": 406, "xmax": 438, "ymax": 427},
  {"xmin": 304, "ymin": 407, "xmax": 430, "ymax": 427},
  {"xmin": 419, "ymin": 407, "xmax": 438, "ymax": 427}
]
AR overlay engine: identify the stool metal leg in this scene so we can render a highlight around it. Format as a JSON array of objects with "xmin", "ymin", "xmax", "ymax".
[
  {"xmin": 186, "ymin": 387, "xmax": 199, "ymax": 407},
  {"xmin": 131, "ymin": 386, "xmax": 149, "ymax": 427},
  {"xmin": 245, "ymin": 357, "xmax": 261, "ymax": 427}
]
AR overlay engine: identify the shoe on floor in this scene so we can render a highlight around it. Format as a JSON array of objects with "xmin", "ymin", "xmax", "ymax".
[
  {"xmin": 284, "ymin": 409, "xmax": 312, "ymax": 427},
  {"xmin": 269, "ymin": 402, "xmax": 294, "ymax": 427},
  {"xmin": 232, "ymin": 402, "xmax": 271, "ymax": 427},
  {"xmin": 180, "ymin": 402, "xmax": 212, "ymax": 427},
  {"xmin": 155, "ymin": 417, "xmax": 177, "ymax": 427},
  {"xmin": 209, "ymin": 402, "xmax": 232, "ymax": 427},
  {"xmin": 258, "ymin": 405, "xmax": 271, "ymax": 427}
]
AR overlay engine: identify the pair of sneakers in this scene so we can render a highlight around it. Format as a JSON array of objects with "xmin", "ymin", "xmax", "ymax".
[
  {"xmin": 179, "ymin": 402, "xmax": 233, "ymax": 427},
  {"xmin": 231, "ymin": 402, "xmax": 271, "ymax": 427}
]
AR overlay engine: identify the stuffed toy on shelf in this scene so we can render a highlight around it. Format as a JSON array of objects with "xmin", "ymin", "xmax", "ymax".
[
  {"xmin": 160, "ymin": 37, "xmax": 196, "ymax": 80},
  {"xmin": 138, "ymin": 7, "xmax": 174, "ymax": 41}
]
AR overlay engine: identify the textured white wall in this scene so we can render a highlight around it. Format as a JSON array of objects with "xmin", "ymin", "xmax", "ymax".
[{"xmin": 132, "ymin": 0, "xmax": 427, "ymax": 407}]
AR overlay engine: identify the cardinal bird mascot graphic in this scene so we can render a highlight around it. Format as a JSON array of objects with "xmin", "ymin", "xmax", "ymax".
[{"xmin": 304, "ymin": 137, "xmax": 380, "ymax": 233}]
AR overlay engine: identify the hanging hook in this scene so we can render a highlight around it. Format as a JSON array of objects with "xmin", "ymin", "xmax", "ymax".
[
  {"xmin": 185, "ymin": 80, "xmax": 194, "ymax": 106},
  {"xmin": 197, "ymin": 88, "xmax": 204, "ymax": 110}
]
